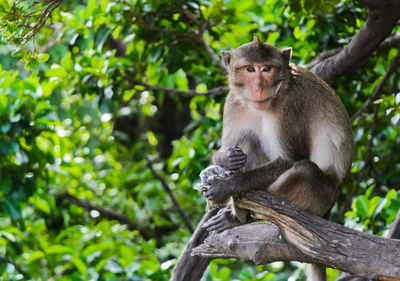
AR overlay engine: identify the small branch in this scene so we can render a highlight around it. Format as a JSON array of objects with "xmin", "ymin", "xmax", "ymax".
[
  {"xmin": 197, "ymin": 36, "xmax": 226, "ymax": 70},
  {"xmin": 127, "ymin": 2, "xmax": 225, "ymax": 69},
  {"xmin": 304, "ymin": 48, "xmax": 342, "ymax": 69},
  {"xmin": 22, "ymin": 0, "xmax": 63, "ymax": 40},
  {"xmin": 129, "ymin": 78, "xmax": 228, "ymax": 97},
  {"xmin": 57, "ymin": 192, "xmax": 154, "ymax": 241},
  {"xmin": 146, "ymin": 160, "xmax": 194, "ymax": 233},
  {"xmin": 380, "ymin": 32, "xmax": 400, "ymax": 49},
  {"xmin": 365, "ymin": 103, "xmax": 379, "ymax": 167},
  {"xmin": 193, "ymin": 190, "xmax": 400, "ymax": 280},
  {"xmin": 351, "ymin": 53, "xmax": 400, "ymax": 122},
  {"xmin": 388, "ymin": 210, "xmax": 400, "ymax": 239}
]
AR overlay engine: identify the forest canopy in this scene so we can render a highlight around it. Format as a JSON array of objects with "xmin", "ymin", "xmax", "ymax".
[{"xmin": 0, "ymin": 0, "xmax": 400, "ymax": 280}]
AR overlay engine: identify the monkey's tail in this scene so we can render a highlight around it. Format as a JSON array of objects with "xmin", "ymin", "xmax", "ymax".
[
  {"xmin": 307, "ymin": 264, "xmax": 326, "ymax": 281},
  {"xmin": 170, "ymin": 208, "xmax": 220, "ymax": 281}
]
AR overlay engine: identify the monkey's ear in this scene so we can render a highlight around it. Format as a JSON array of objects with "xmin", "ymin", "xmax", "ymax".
[
  {"xmin": 221, "ymin": 51, "xmax": 231, "ymax": 70},
  {"xmin": 253, "ymin": 35, "xmax": 261, "ymax": 43},
  {"xmin": 281, "ymin": 48, "xmax": 292, "ymax": 65}
]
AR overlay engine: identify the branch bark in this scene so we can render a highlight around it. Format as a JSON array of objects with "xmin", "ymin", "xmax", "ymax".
[
  {"xmin": 192, "ymin": 190, "xmax": 400, "ymax": 280},
  {"xmin": 147, "ymin": 160, "xmax": 194, "ymax": 233},
  {"xmin": 57, "ymin": 192, "xmax": 155, "ymax": 242},
  {"xmin": 129, "ymin": 78, "xmax": 228, "ymax": 97},
  {"xmin": 350, "ymin": 52, "xmax": 400, "ymax": 122},
  {"xmin": 311, "ymin": 0, "xmax": 400, "ymax": 83}
]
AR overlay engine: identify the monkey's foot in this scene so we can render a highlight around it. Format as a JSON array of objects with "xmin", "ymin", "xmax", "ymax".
[{"xmin": 202, "ymin": 207, "xmax": 243, "ymax": 232}]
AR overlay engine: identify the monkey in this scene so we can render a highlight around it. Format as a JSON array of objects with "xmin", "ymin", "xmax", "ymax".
[{"xmin": 200, "ymin": 36, "xmax": 354, "ymax": 281}]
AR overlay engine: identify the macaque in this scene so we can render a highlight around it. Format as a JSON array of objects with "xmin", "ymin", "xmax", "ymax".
[{"xmin": 201, "ymin": 36, "xmax": 354, "ymax": 281}]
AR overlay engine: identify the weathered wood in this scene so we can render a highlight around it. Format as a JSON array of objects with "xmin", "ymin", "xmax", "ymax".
[
  {"xmin": 170, "ymin": 208, "xmax": 219, "ymax": 281},
  {"xmin": 193, "ymin": 190, "xmax": 400, "ymax": 280}
]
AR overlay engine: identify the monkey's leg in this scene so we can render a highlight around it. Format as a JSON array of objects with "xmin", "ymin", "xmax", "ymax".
[
  {"xmin": 268, "ymin": 159, "xmax": 338, "ymax": 216},
  {"xmin": 170, "ymin": 207, "xmax": 220, "ymax": 281},
  {"xmin": 307, "ymin": 264, "xmax": 326, "ymax": 281},
  {"xmin": 268, "ymin": 160, "xmax": 337, "ymax": 281}
]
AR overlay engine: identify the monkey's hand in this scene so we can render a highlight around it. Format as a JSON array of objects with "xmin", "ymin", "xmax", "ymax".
[
  {"xmin": 215, "ymin": 146, "xmax": 247, "ymax": 171},
  {"xmin": 203, "ymin": 177, "xmax": 232, "ymax": 204}
]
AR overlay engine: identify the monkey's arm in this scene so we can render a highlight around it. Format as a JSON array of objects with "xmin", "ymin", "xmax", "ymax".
[{"xmin": 203, "ymin": 158, "xmax": 293, "ymax": 204}]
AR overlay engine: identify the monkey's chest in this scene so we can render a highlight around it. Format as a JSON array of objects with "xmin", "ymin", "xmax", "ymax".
[{"xmin": 249, "ymin": 112, "xmax": 286, "ymax": 161}]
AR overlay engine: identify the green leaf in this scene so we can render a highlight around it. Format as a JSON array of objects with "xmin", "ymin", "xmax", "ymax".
[
  {"xmin": 26, "ymin": 60, "xmax": 40, "ymax": 75},
  {"xmin": 72, "ymin": 256, "xmax": 88, "ymax": 276},
  {"xmin": 31, "ymin": 195, "xmax": 51, "ymax": 214},
  {"xmin": 27, "ymin": 250, "xmax": 45, "ymax": 263},
  {"xmin": 355, "ymin": 196, "xmax": 369, "ymax": 219},
  {"xmin": 0, "ymin": 177, "xmax": 11, "ymax": 193},
  {"xmin": 46, "ymin": 245, "xmax": 73, "ymax": 255},
  {"xmin": 37, "ymin": 53, "xmax": 50, "ymax": 62},
  {"xmin": 45, "ymin": 67, "xmax": 67, "ymax": 78},
  {"xmin": 3, "ymin": 198, "xmax": 21, "ymax": 219},
  {"xmin": 0, "ymin": 0, "xmax": 11, "ymax": 11}
]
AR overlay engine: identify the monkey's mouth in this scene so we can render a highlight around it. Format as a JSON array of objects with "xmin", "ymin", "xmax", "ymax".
[{"xmin": 251, "ymin": 98, "xmax": 271, "ymax": 104}]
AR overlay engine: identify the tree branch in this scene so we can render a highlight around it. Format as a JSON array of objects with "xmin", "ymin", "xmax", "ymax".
[
  {"xmin": 57, "ymin": 192, "xmax": 155, "ymax": 242},
  {"xmin": 146, "ymin": 160, "xmax": 194, "ymax": 233},
  {"xmin": 126, "ymin": 1, "xmax": 225, "ymax": 69},
  {"xmin": 193, "ymin": 190, "xmax": 400, "ymax": 280},
  {"xmin": 129, "ymin": 78, "xmax": 228, "ymax": 97},
  {"xmin": 380, "ymin": 32, "xmax": 400, "ymax": 49},
  {"xmin": 311, "ymin": 0, "xmax": 400, "ymax": 83},
  {"xmin": 350, "ymin": 52, "xmax": 400, "ymax": 122}
]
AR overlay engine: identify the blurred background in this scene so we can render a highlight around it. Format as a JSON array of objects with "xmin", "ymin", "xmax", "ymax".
[{"xmin": 0, "ymin": 0, "xmax": 399, "ymax": 280}]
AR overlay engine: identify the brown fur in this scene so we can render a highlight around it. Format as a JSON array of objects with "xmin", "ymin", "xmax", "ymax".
[{"xmin": 207, "ymin": 37, "xmax": 354, "ymax": 281}]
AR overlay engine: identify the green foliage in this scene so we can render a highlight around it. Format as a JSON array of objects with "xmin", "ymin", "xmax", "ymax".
[{"xmin": 0, "ymin": 0, "xmax": 399, "ymax": 280}]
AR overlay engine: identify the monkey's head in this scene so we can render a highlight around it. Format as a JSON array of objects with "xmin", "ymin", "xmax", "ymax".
[{"xmin": 222, "ymin": 36, "xmax": 292, "ymax": 110}]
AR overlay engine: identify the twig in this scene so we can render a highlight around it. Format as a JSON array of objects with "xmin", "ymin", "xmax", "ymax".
[
  {"xmin": 23, "ymin": 0, "xmax": 62, "ymax": 40},
  {"xmin": 57, "ymin": 192, "xmax": 155, "ymax": 242},
  {"xmin": 126, "ymin": 1, "xmax": 225, "ymax": 69},
  {"xmin": 388, "ymin": 209, "xmax": 400, "ymax": 239},
  {"xmin": 129, "ymin": 78, "xmax": 228, "ymax": 97},
  {"xmin": 337, "ymin": 92, "xmax": 380, "ymax": 221},
  {"xmin": 380, "ymin": 32, "xmax": 400, "ymax": 49},
  {"xmin": 351, "ymin": 53, "xmax": 400, "ymax": 122},
  {"xmin": 146, "ymin": 160, "xmax": 194, "ymax": 233},
  {"xmin": 304, "ymin": 48, "xmax": 342, "ymax": 69}
]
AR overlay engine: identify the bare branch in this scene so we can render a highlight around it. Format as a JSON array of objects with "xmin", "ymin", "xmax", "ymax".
[
  {"xmin": 193, "ymin": 191, "xmax": 400, "ymax": 280},
  {"xmin": 311, "ymin": 0, "xmax": 400, "ymax": 83},
  {"xmin": 388, "ymin": 210, "xmax": 400, "ymax": 239},
  {"xmin": 125, "ymin": 1, "xmax": 225, "ymax": 69},
  {"xmin": 23, "ymin": 0, "xmax": 62, "ymax": 40},
  {"xmin": 304, "ymin": 48, "xmax": 342, "ymax": 69},
  {"xmin": 380, "ymin": 32, "xmax": 400, "ymax": 49},
  {"xmin": 57, "ymin": 192, "xmax": 155, "ymax": 242},
  {"xmin": 146, "ymin": 160, "xmax": 194, "ymax": 233},
  {"xmin": 351, "ymin": 52, "xmax": 400, "ymax": 122},
  {"xmin": 129, "ymin": 78, "xmax": 228, "ymax": 97}
]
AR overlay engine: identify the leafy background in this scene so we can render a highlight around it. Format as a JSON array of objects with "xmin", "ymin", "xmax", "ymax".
[{"xmin": 0, "ymin": 0, "xmax": 400, "ymax": 280}]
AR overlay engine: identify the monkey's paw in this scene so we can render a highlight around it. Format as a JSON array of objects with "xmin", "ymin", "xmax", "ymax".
[
  {"xmin": 202, "ymin": 207, "xmax": 243, "ymax": 232},
  {"xmin": 225, "ymin": 146, "xmax": 247, "ymax": 171},
  {"xmin": 203, "ymin": 177, "xmax": 232, "ymax": 204}
]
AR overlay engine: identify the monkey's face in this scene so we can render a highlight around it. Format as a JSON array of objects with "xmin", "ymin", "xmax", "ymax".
[
  {"xmin": 231, "ymin": 61, "xmax": 281, "ymax": 110},
  {"xmin": 221, "ymin": 37, "xmax": 291, "ymax": 111}
]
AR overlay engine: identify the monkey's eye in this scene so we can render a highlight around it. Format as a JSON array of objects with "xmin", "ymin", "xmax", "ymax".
[
  {"xmin": 262, "ymin": 66, "xmax": 272, "ymax": 72},
  {"xmin": 246, "ymin": 66, "xmax": 256, "ymax": 72}
]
